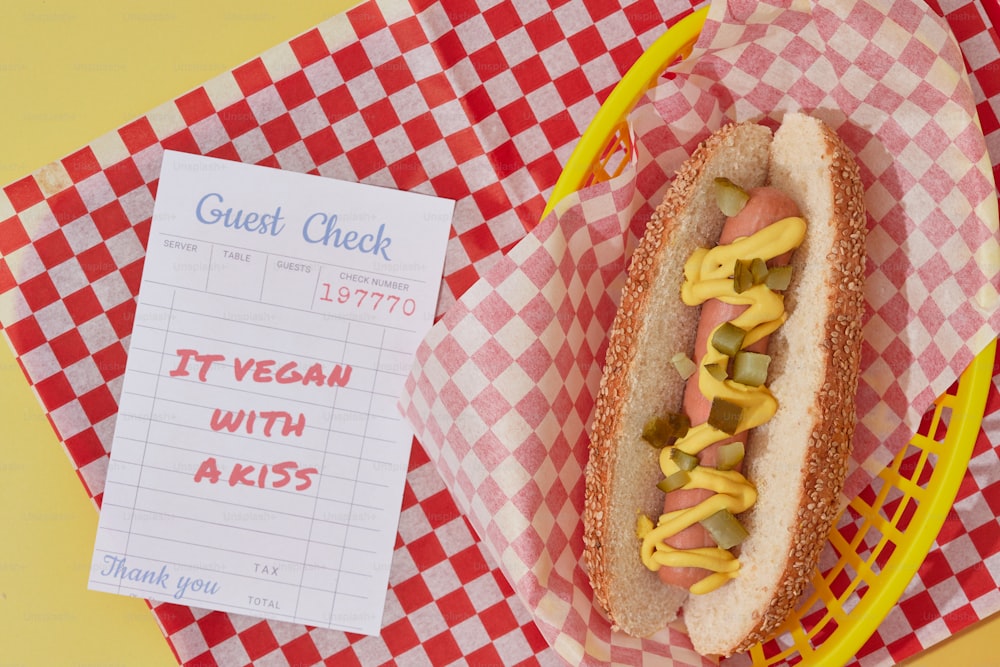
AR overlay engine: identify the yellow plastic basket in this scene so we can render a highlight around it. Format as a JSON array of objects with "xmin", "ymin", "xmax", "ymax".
[{"xmin": 548, "ymin": 7, "xmax": 998, "ymax": 665}]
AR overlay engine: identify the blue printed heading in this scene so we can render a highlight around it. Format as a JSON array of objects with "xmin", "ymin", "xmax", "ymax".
[{"xmin": 195, "ymin": 192, "xmax": 393, "ymax": 261}]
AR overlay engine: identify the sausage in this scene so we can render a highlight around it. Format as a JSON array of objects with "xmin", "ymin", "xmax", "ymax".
[{"xmin": 658, "ymin": 186, "xmax": 801, "ymax": 589}]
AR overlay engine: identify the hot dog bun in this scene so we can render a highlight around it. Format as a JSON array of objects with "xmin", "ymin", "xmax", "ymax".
[{"xmin": 583, "ymin": 113, "xmax": 866, "ymax": 655}]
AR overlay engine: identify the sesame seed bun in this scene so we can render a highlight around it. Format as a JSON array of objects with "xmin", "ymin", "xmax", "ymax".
[{"xmin": 583, "ymin": 113, "xmax": 867, "ymax": 656}]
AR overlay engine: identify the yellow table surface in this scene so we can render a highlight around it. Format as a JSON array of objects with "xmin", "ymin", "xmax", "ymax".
[{"xmin": 0, "ymin": 2, "xmax": 996, "ymax": 666}]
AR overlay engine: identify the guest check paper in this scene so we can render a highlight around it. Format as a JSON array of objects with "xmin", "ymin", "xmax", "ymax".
[{"xmin": 88, "ymin": 151, "xmax": 454, "ymax": 634}]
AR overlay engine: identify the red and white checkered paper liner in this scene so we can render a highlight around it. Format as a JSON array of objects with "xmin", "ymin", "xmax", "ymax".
[
  {"xmin": 401, "ymin": 0, "xmax": 1000, "ymax": 665},
  {"xmin": 0, "ymin": 1, "xmax": 702, "ymax": 665},
  {"xmin": 0, "ymin": 0, "xmax": 998, "ymax": 665}
]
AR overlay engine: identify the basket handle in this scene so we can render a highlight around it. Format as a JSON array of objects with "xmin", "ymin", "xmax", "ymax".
[{"xmin": 541, "ymin": 6, "xmax": 709, "ymax": 218}]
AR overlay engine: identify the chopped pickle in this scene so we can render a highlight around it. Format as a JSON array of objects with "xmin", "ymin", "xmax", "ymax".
[
  {"xmin": 716, "ymin": 442, "xmax": 745, "ymax": 471},
  {"xmin": 671, "ymin": 352, "xmax": 697, "ymax": 380},
  {"xmin": 708, "ymin": 396, "xmax": 743, "ymax": 435},
  {"xmin": 711, "ymin": 322, "xmax": 747, "ymax": 357},
  {"xmin": 704, "ymin": 362, "xmax": 728, "ymax": 382},
  {"xmin": 750, "ymin": 257, "xmax": 769, "ymax": 285},
  {"xmin": 700, "ymin": 509, "xmax": 749, "ymax": 549},
  {"xmin": 642, "ymin": 412, "xmax": 691, "ymax": 448},
  {"xmin": 732, "ymin": 350, "xmax": 771, "ymax": 387},
  {"xmin": 733, "ymin": 259, "xmax": 754, "ymax": 294},
  {"xmin": 766, "ymin": 265, "xmax": 793, "ymax": 291},
  {"xmin": 713, "ymin": 177, "xmax": 750, "ymax": 217},
  {"xmin": 670, "ymin": 447, "xmax": 699, "ymax": 471},
  {"xmin": 657, "ymin": 470, "xmax": 691, "ymax": 493}
]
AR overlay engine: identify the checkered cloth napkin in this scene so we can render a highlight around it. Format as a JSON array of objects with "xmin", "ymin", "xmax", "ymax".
[{"xmin": 0, "ymin": 0, "xmax": 998, "ymax": 665}]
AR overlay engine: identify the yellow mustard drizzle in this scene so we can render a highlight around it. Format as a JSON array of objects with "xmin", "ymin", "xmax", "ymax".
[{"xmin": 638, "ymin": 216, "xmax": 807, "ymax": 595}]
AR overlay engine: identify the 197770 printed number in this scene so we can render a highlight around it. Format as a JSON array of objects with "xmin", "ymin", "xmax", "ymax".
[{"xmin": 319, "ymin": 283, "xmax": 416, "ymax": 316}]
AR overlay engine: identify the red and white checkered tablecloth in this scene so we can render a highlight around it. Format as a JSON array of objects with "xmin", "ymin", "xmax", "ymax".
[{"xmin": 0, "ymin": 0, "xmax": 999, "ymax": 665}]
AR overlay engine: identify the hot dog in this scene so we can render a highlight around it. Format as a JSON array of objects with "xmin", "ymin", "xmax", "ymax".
[
  {"xmin": 583, "ymin": 113, "xmax": 866, "ymax": 656},
  {"xmin": 656, "ymin": 185, "xmax": 801, "ymax": 592}
]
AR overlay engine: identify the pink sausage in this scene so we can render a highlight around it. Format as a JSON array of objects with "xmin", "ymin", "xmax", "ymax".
[{"xmin": 658, "ymin": 187, "xmax": 801, "ymax": 589}]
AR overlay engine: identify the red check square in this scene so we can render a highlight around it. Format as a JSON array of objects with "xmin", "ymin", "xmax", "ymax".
[
  {"xmin": 196, "ymin": 612, "xmax": 237, "ymax": 648},
  {"xmin": 63, "ymin": 286, "xmax": 104, "ymax": 326},
  {"xmin": 483, "ymin": 1, "xmax": 522, "ymax": 40},
  {"xmin": 389, "ymin": 155, "xmax": 428, "ymax": 190},
  {"xmin": 62, "ymin": 147, "xmax": 102, "ymax": 181},
  {"xmin": 525, "ymin": 14, "xmax": 564, "ymax": 51},
  {"xmin": 0, "ymin": 255, "xmax": 17, "ymax": 294},
  {"xmin": 360, "ymin": 97, "xmax": 400, "ymax": 137},
  {"xmin": 451, "ymin": 545, "xmax": 490, "ymax": 584},
  {"xmin": 471, "ymin": 181, "xmax": 512, "ymax": 221},
  {"xmin": 47, "ymin": 187, "xmax": 88, "ymax": 226},
  {"xmin": 375, "ymin": 55, "xmax": 416, "ymax": 96},
  {"xmin": 78, "ymin": 243, "xmax": 116, "ymax": 282},
  {"xmin": 49, "ymin": 329, "xmax": 89, "ymax": 367},
  {"xmin": 275, "ymin": 70, "xmax": 316, "ymax": 111},
  {"xmin": 319, "ymin": 84, "xmax": 359, "ymax": 124},
  {"xmin": 430, "ymin": 166, "xmax": 470, "ymax": 200},
  {"xmin": 552, "ymin": 69, "xmax": 593, "ymax": 107},
  {"xmin": 3, "ymin": 314, "xmax": 45, "ymax": 355},
  {"xmin": 407, "ymin": 532, "xmax": 448, "ymax": 570},
  {"xmin": 78, "ymin": 384, "xmax": 118, "ymax": 424},
  {"xmin": 118, "ymin": 117, "xmax": 160, "ymax": 154},
  {"xmin": 444, "ymin": 127, "xmax": 483, "ymax": 166},
  {"xmin": 585, "ymin": 0, "xmax": 621, "ymax": 21},
  {"xmin": 331, "ymin": 41, "xmax": 373, "ymax": 82},
  {"xmin": 468, "ymin": 42, "xmax": 506, "ymax": 82},
  {"xmin": 382, "ymin": 617, "xmax": 421, "ymax": 655},
  {"xmin": 434, "ymin": 30, "xmax": 467, "ymax": 70},
  {"xmin": 437, "ymin": 588, "xmax": 476, "ymax": 625},
  {"xmin": 104, "ymin": 158, "xmax": 145, "ymax": 197},
  {"xmin": 0, "ymin": 216, "xmax": 31, "ymax": 255},
  {"xmin": 20, "ymin": 272, "xmax": 61, "ymax": 311},
  {"xmin": 238, "ymin": 621, "xmax": 280, "ymax": 661},
  {"xmin": 35, "ymin": 371, "xmax": 76, "ymax": 411},
  {"xmin": 120, "ymin": 257, "xmax": 145, "ymax": 297},
  {"xmin": 260, "ymin": 114, "xmax": 302, "ymax": 153},
  {"xmin": 4, "ymin": 175, "xmax": 45, "ymax": 211},
  {"xmin": 480, "ymin": 601, "xmax": 519, "ymax": 640},
  {"xmin": 392, "ymin": 575, "xmax": 433, "ymax": 614},
  {"xmin": 176, "ymin": 88, "xmax": 216, "ymax": 125},
  {"xmin": 348, "ymin": 2, "xmax": 388, "ymax": 38},
  {"xmin": 389, "ymin": 16, "xmax": 428, "ymax": 53},
  {"xmin": 154, "ymin": 603, "xmax": 197, "ymax": 635},
  {"xmin": 219, "ymin": 100, "xmax": 258, "ymax": 139},
  {"xmin": 92, "ymin": 342, "xmax": 127, "ymax": 382},
  {"xmin": 403, "ymin": 112, "xmax": 443, "ymax": 151},
  {"xmin": 416, "ymin": 72, "xmax": 455, "ymax": 109},
  {"xmin": 290, "ymin": 28, "xmax": 330, "ymax": 68},
  {"xmin": 233, "ymin": 58, "xmax": 273, "ymax": 96},
  {"xmin": 467, "ymin": 643, "xmax": 504, "ymax": 666},
  {"xmin": 160, "ymin": 128, "xmax": 200, "ymax": 155},
  {"xmin": 345, "ymin": 140, "xmax": 386, "ymax": 180},
  {"xmin": 568, "ymin": 25, "xmax": 606, "ymax": 64},
  {"xmin": 498, "ymin": 98, "xmax": 537, "ymax": 136},
  {"xmin": 303, "ymin": 127, "xmax": 342, "ymax": 167},
  {"xmin": 540, "ymin": 109, "xmax": 580, "ymax": 149},
  {"xmin": 422, "ymin": 631, "xmax": 462, "ymax": 665},
  {"xmin": 105, "ymin": 301, "xmax": 137, "ymax": 339},
  {"xmin": 91, "ymin": 200, "xmax": 132, "ymax": 240},
  {"xmin": 280, "ymin": 633, "xmax": 322, "ymax": 666}
]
